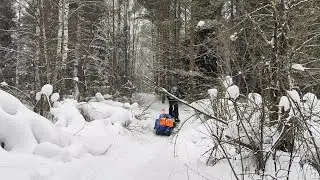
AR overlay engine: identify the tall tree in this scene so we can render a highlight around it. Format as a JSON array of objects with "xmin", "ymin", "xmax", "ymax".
[{"xmin": 0, "ymin": 0, "xmax": 16, "ymax": 85}]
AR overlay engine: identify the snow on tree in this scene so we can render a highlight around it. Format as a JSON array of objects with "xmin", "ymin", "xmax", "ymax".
[
  {"xmin": 208, "ymin": 88, "xmax": 218, "ymax": 99},
  {"xmin": 292, "ymin": 63, "xmax": 305, "ymax": 71},
  {"xmin": 36, "ymin": 92, "xmax": 42, "ymax": 101},
  {"xmin": 0, "ymin": 90, "xmax": 71, "ymax": 153},
  {"xmin": 0, "ymin": 81, "xmax": 8, "ymax": 86},
  {"xmin": 279, "ymin": 96, "xmax": 290, "ymax": 111},
  {"xmin": 41, "ymin": 84, "xmax": 53, "ymax": 96},
  {"xmin": 197, "ymin": 20, "xmax": 205, "ymax": 27},
  {"xmin": 226, "ymin": 85, "xmax": 239, "ymax": 100},
  {"xmin": 50, "ymin": 93, "xmax": 60, "ymax": 102}
]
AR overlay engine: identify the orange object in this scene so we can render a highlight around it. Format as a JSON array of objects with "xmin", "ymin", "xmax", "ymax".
[{"xmin": 159, "ymin": 117, "xmax": 174, "ymax": 127}]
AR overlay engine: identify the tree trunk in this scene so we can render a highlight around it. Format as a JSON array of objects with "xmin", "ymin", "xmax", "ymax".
[
  {"xmin": 74, "ymin": 0, "xmax": 80, "ymax": 100},
  {"xmin": 34, "ymin": 4, "xmax": 41, "ymax": 91},
  {"xmin": 53, "ymin": 0, "xmax": 64, "ymax": 85},
  {"xmin": 40, "ymin": 0, "xmax": 50, "ymax": 83},
  {"xmin": 61, "ymin": 0, "xmax": 69, "ymax": 95}
]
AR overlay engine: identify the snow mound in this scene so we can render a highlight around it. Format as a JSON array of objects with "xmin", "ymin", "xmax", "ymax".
[
  {"xmin": 0, "ymin": 90, "xmax": 71, "ymax": 153},
  {"xmin": 0, "ymin": 90, "xmax": 23, "ymax": 115},
  {"xmin": 77, "ymin": 102, "xmax": 134, "ymax": 127},
  {"xmin": 95, "ymin": 92, "xmax": 105, "ymax": 102},
  {"xmin": 33, "ymin": 142, "xmax": 65, "ymax": 158},
  {"xmin": 51, "ymin": 99, "xmax": 86, "ymax": 135}
]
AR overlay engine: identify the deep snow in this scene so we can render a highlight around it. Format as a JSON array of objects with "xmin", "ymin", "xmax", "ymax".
[{"xmin": 0, "ymin": 89, "xmax": 319, "ymax": 180}]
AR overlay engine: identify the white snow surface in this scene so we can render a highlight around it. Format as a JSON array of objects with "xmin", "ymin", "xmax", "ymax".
[{"xmin": 0, "ymin": 90, "xmax": 319, "ymax": 180}]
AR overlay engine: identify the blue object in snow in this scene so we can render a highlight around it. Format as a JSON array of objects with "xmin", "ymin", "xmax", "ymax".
[{"xmin": 154, "ymin": 113, "xmax": 174, "ymax": 136}]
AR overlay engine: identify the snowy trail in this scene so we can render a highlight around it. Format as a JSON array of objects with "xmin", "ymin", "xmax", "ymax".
[
  {"xmin": 0, "ymin": 98, "xmax": 226, "ymax": 180},
  {"xmin": 49, "ymin": 101, "xmax": 223, "ymax": 180}
]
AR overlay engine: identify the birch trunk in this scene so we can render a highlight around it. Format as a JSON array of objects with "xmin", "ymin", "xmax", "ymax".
[
  {"xmin": 62, "ymin": 0, "xmax": 69, "ymax": 70},
  {"xmin": 74, "ymin": 2, "xmax": 80, "ymax": 100},
  {"xmin": 60, "ymin": 0, "xmax": 69, "ymax": 94},
  {"xmin": 40, "ymin": 0, "xmax": 50, "ymax": 83},
  {"xmin": 34, "ymin": 5, "xmax": 41, "ymax": 91},
  {"xmin": 53, "ymin": 0, "xmax": 64, "ymax": 84}
]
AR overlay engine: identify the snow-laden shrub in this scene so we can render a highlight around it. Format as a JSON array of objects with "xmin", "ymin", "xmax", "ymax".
[
  {"xmin": 0, "ymin": 90, "xmax": 71, "ymax": 153},
  {"xmin": 50, "ymin": 99, "xmax": 86, "ymax": 135},
  {"xmin": 77, "ymin": 102, "xmax": 134, "ymax": 127}
]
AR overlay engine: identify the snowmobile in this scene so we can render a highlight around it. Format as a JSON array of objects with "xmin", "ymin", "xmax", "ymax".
[{"xmin": 154, "ymin": 110, "xmax": 175, "ymax": 136}]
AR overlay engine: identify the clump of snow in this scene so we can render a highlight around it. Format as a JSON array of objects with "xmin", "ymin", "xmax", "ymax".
[
  {"xmin": 0, "ymin": 81, "xmax": 8, "ymax": 86},
  {"xmin": 197, "ymin": 20, "xmax": 205, "ymax": 27},
  {"xmin": 35, "ymin": 92, "xmax": 42, "ymax": 101},
  {"xmin": 50, "ymin": 93, "xmax": 60, "ymax": 102},
  {"xmin": 230, "ymin": 32, "xmax": 238, "ymax": 41},
  {"xmin": 95, "ymin": 92, "xmax": 105, "ymax": 102},
  {"xmin": 226, "ymin": 85, "xmax": 240, "ymax": 100},
  {"xmin": 51, "ymin": 99, "xmax": 86, "ymax": 135},
  {"xmin": 302, "ymin": 93, "xmax": 320, "ymax": 115},
  {"xmin": 292, "ymin": 63, "xmax": 305, "ymax": 71},
  {"xmin": 279, "ymin": 90, "xmax": 301, "ymax": 112},
  {"xmin": 78, "ymin": 102, "xmax": 134, "ymax": 127},
  {"xmin": 279, "ymin": 96, "xmax": 290, "ymax": 111},
  {"xmin": 41, "ymin": 84, "xmax": 53, "ymax": 97},
  {"xmin": 104, "ymin": 94, "xmax": 112, "ymax": 100},
  {"xmin": 287, "ymin": 90, "xmax": 300, "ymax": 103},
  {"xmin": 208, "ymin": 88, "xmax": 218, "ymax": 99},
  {"xmin": 123, "ymin": 102, "xmax": 131, "ymax": 109}
]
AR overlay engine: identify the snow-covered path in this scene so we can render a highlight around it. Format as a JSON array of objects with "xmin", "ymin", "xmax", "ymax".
[
  {"xmin": 50, "ymin": 102, "xmax": 224, "ymax": 180},
  {"xmin": 0, "ymin": 100, "xmax": 227, "ymax": 180}
]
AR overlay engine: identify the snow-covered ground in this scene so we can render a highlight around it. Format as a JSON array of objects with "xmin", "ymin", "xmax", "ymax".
[{"xmin": 0, "ymin": 89, "xmax": 319, "ymax": 180}]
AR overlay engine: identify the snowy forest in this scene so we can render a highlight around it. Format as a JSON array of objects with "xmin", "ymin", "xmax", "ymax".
[{"xmin": 1, "ymin": 0, "xmax": 320, "ymax": 179}]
